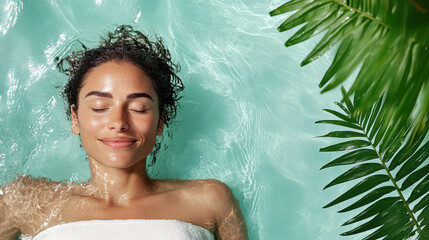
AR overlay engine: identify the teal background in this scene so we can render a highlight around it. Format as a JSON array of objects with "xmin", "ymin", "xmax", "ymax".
[{"xmin": 0, "ymin": 0, "xmax": 366, "ymax": 239}]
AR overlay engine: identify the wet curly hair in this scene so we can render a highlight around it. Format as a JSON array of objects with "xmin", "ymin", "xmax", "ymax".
[
  {"xmin": 57, "ymin": 25, "xmax": 183, "ymax": 164},
  {"xmin": 57, "ymin": 25, "xmax": 183, "ymax": 127}
]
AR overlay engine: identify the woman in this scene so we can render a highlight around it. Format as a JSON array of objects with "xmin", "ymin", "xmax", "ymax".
[{"xmin": 0, "ymin": 25, "xmax": 248, "ymax": 240}]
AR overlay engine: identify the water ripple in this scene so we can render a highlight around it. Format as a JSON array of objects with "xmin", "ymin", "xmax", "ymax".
[{"xmin": 0, "ymin": 0, "xmax": 23, "ymax": 35}]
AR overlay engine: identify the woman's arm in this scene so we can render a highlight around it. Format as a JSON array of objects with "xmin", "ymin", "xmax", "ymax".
[
  {"xmin": 206, "ymin": 180, "xmax": 249, "ymax": 240},
  {"xmin": 0, "ymin": 176, "xmax": 58, "ymax": 239},
  {"xmin": 0, "ymin": 185, "xmax": 21, "ymax": 240}
]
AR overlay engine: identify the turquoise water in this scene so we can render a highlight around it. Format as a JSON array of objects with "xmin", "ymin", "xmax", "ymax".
[{"xmin": 0, "ymin": 0, "xmax": 367, "ymax": 239}]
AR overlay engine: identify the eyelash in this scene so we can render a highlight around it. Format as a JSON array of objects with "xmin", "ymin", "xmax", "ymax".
[
  {"xmin": 91, "ymin": 108, "xmax": 147, "ymax": 113},
  {"xmin": 133, "ymin": 110, "xmax": 147, "ymax": 114},
  {"xmin": 92, "ymin": 108, "xmax": 107, "ymax": 112}
]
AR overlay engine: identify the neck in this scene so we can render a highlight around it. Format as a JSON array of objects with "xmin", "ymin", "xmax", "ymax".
[{"xmin": 86, "ymin": 157, "xmax": 153, "ymax": 206}]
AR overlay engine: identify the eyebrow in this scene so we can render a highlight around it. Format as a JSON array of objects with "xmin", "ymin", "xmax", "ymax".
[{"xmin": 84, "ymin": 91, "xmax": 153, "ymax": 101}]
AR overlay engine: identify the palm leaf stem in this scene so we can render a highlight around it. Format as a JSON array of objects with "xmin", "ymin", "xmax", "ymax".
[
  {"xmin": 356, "ymin": 119, "xmax": 423, "ymax": 234},
  {"xmin": 331, "ymin": 0, "xmax": 389, "ymax": 28},
  {"xmin": 372, "ymin": 145, "xmax": 422, "ymax": 234}
]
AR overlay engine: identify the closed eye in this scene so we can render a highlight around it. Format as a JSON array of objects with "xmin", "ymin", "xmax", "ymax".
[
  {"xmin": 131, "ymin": 109, "xmax": 147, "ymax": 113},
  {"xmin": 90, "ymin": 108, "xmax": 147, "ymax": 113},
  {"xmin": 91, "ymin": 108, "xmax": 108, "ymax": 112}
]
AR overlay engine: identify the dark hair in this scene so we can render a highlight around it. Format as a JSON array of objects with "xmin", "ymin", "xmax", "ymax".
[
  {"xmin": 57, "ymin": 25, "xmax": 183, "ymax": 127},
  {"xmin": 57, "ymin": 25, "xmax": 184, "ymax": 164}
]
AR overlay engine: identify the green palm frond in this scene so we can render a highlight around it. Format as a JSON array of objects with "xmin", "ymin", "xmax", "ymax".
[
  {"xmin": 270, "ymin": 0, "xmax": 429, "ymax": 144},
  {"xmin": 318, "ymin": 86, "xmax": 429, "ymax": 239}
]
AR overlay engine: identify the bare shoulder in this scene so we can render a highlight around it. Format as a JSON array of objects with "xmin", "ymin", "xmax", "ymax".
[
  {"xmin": 192, "ymin": 179, "xmax": 235, "ymax": 208},
  {"xmin": 1, "ymin": 175, "xmax": 66, "ymax": 204},
  {"xmin": 153, "ymin": 178, "xmax": 248, "ymax": 239},
  {"xmin": 1, "ymin": 175, "xmax": 64, "ymax": 216},
  {"xmin": 177, "ymin": 179, "xmax": 248, "ymax": 240},
  {"xmin": 156, "ymin": 178, "xmax": 234, "ymax": 202},
  {"xmin": 182, "ymin": 179, "xmax": 248, "ymax": 240},
  {"xmin": 153, "ymin": 178, "xmax": 234, "ymax": 217},
  {"xmin": 156, "ymin": 178, "xmax": 231, "ymax": 191},
  {"xmin": 2, "ymin": 175, "xmax": 52, "ymax": 205},
  {"xmin": 1, "ymin": 176, "xmax": 71, "ymax": 235}
]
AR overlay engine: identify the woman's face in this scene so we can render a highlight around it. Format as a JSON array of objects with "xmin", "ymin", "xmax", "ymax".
[{"xmin": 71, "ymin": 61, "xmax": 163, "ymax": 169}]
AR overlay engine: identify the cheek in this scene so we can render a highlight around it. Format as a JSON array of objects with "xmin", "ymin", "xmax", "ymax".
[
  {"xmin": 78, "ymin": 113, "xmax": 106, "ymax": 135},
  {"xmin": 150, "ymin": 115, "xmax": 161, "ymax": 131},
  {"xmin": 137, "ymin": 116, "xmax": 158, "ymax": 133}
]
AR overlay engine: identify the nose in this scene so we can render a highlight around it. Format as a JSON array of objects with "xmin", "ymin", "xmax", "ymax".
[{"xmin": 107, "ymin": 107, "xmax": 129, "ymax": 132}]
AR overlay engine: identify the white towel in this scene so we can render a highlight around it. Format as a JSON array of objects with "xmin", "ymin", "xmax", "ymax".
[{"xmin": 26, "ymin": 219, "xmax": 214, "ymax": 240}]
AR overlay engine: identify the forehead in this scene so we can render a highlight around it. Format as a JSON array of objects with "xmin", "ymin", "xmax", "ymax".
[{"xmin": 79, "ymin": 61, "xmax": 157, "ymax": 100}]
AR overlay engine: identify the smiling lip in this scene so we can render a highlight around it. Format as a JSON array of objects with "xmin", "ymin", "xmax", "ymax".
[{"xmin": 100, "ymin": 137, "xmax": 137, "ymax": 148}]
